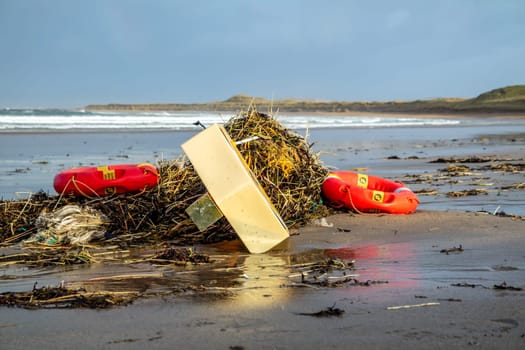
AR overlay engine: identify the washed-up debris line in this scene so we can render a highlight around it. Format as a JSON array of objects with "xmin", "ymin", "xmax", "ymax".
[
  {"xmin": 296, "ymin": 303, "xmax": 345, "ymax": 317},
  {"xmin": 0, "ymin": 246, "xmax": 95, "ymax": 267},
  {"xmin": 451, "ymin": 282, "xmax": 523, "ymax": 291},
  {"xmin": 0, "ymin": 282, "xmax": 139, "ymax": 309},
  {"xmin": 149, "ymin": 247, "xmax": 210, "ymax": 265},
  {"xmin": 446, "ymin": 189, "xmax": 489, "ymax": 197},
  {"xmin": 285, "ymin": 257, "xmax": 388, "ymax": 288},
  {"xmin": 401, "ymin": 155, "xmax": 524, "ymax": 186},
  {"xmin": 440, "ymin": 245, "xmax": 464, "ymax": 254},
  {"xmin": 286, "ymin": 258, "xmax": 355, "ymax": 287},
  {"xmin": 429, "ymin": 156, "xmax": 496, "ymax": 164},
  {"xmin": 493, "ymin": 282, "xmax": 523, "ymax": 291},
  {"xmin": 397, "ymin": 154, "xmax": 525, "ymax": 220},
  {"xmin": 0, "ymin": 110, "xmax": 330, "ymax": 246},
  {"xmin": 0, "ymin": 246, "xmax": 211, "ymax": 268}
]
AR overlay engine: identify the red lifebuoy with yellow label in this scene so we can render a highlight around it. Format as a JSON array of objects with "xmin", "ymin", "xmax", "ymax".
[
  {"xmin": 321, "ymin": 171, "xmax": 419, "ymax": 214},
  {"xmin": 53, "ymin": 163, "xmax": 159, "ymax": 197}
]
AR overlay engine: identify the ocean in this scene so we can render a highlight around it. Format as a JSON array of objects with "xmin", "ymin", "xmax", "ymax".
[{"xmin": 0, "ymin": 108, "xmax": 499, "ymax": 131}]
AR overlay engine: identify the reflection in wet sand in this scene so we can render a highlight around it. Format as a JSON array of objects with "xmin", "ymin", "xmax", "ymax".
[
  {"xmin": 229, "ymin": 254, "xmax": 291, "ymax": 308},
  {"xmin": 325, "ymin": 242, "xmax": 421, "ymax": 288},
  {"xmin": 1, "ymin": 240, "xmax": 425, "ymax": 308}
]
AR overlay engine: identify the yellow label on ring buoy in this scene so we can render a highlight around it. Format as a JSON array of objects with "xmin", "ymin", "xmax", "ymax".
[
  {"xmin": 357, "ymin": 173, "xmax": 368, "ymax": 189},
  {"xmin": 372, "ymin": 190, "xmax": 385, "ymax": 202},
  {"xmin": 97, "ymin": 166, "xmax": 116, "ymax": 181}
]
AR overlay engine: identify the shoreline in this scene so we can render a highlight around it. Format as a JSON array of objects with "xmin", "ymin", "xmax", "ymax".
[
  {"xmin": 276, "ymin": 110, "xmax": 525, "ymax": 119},
  {"xmin": 82, "ymin": 107, "xmax": 525, "ymax": 119}
]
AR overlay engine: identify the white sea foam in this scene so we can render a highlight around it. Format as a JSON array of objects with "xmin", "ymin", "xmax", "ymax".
[{"xmin": 1, "ymin": 108, "xmax": 518, "ymax": 132}]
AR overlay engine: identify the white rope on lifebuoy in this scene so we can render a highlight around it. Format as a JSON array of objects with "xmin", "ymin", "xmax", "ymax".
[{"xmin": 394, "ymin": 187, "xmax": 412, "ymax": 193}]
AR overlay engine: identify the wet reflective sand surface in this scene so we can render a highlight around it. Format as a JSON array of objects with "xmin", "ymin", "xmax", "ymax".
[
  {"xmin": 1, "ymin": 119, "xmax": 524, "ymax": 348},
  {"xmin": 2, "ymin": 212, "xmax": 524, "ymax": 349}
]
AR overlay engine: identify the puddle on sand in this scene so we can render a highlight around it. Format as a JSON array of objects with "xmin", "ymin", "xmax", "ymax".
[
  {"xmin": 1, "ymin": 240, "xmax": 423, "ymax": 307},
  {"xmin": 2, "ymin": 238, "xmax": 521, "ymax": 308}
]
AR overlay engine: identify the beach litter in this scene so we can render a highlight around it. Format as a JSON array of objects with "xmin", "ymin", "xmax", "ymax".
[
  {"xmin": 181, "ymin": 123, "xmax": 290, "ymax": 253},
  {"xmin": 0, "ymin": 110, "xmax": 334, "ymax": 305},
  {"xmin": 1, "ymin": 110, "xmax": 330, "ymax": 248},
  {"xmin": 26, "ymin": 204, "xmax": 108, "ymax": 245},
  {"xmin": 0, "ymin": 109, "xmax": 433, "ymax": 308}
]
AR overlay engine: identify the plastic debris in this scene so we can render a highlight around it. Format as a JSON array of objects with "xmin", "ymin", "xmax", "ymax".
[{"xmin": 26, "ymin": 205, "xmax": 108, "ymax": 245}]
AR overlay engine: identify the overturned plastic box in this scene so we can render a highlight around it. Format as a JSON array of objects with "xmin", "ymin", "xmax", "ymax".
[{"xmin": 182, "ymin": 124, "xmax": 289, "ymax": 253}]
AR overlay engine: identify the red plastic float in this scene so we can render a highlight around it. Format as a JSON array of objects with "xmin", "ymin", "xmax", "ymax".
[
  {"xmin": 321, "ymin": 171, "xmax": 419, "ymax": 214},
  {"xmin": 53, "ymin": 163, "xmax": 159, "ymax": 197}
]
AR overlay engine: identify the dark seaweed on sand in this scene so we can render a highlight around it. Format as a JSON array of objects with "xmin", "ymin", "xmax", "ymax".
[
  {"xmin": 149, "ymin": 247, "xmax": 210, "ymax": 265},
  {"xmin": 296, "ymin": 303, "xmax": 345, "ymax": 317},
  {"xmin": 0, "ymin": 282, "xmax": 137, "ymax": 309},
  {"xmin": 0, "ymin": 246, "xmax": 94, "ymax": 266}
]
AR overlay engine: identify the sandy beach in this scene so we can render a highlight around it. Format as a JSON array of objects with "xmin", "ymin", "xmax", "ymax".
[
  {"xmin": 1, "ymin": 115, "xmax": 524, "ymax": 349},
  {"xmin": 1, "ymin": 212, "xmax": 524, "ymax": 349}
]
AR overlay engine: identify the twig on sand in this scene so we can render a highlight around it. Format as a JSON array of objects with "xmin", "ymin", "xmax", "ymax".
[
  {"xmin": 386, "ymin": 302, "xmax": 440, "ymax": 310},
  {"xmin": 493, "ymin": 282, "xmax": 523, "ymax": 291},
  {"xmin": 296, "ymin": 303, "xmax": 345, "ymax": 317},
  {"xmin": 440, "ymin": 245, "xmax": 464, "ymax": 255}
]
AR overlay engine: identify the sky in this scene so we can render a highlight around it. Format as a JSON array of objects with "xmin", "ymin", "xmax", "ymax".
[{"xmin": 1, "ymin": 0, "xmax": 524, "ymax": 108}]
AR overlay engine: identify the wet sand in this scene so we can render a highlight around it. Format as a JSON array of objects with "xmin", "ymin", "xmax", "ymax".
[
  {"xmin": 1, "ymin": 211, "xmax": 524, "ymax": 349},
  {"xmin": 1, "ymin": 117, "xmax": 525, "ymax": 349}
]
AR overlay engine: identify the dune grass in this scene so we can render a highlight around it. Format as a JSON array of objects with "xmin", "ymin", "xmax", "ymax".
[{"xmin": 86, "ymin": 85, "xmax": 525, "ymax": 115}]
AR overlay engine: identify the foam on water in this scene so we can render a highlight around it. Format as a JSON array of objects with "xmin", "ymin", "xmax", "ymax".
[
  {"xmin": 0, "ymin": 109, "xmax": 227, "ymax": 131},
  {"xmin": 0, "ymin": 108, "xmax": 475, "ymax": 131}
]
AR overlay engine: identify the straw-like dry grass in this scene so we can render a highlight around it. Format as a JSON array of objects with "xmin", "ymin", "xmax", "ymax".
[
  {"xmin": 224, "ymin": 110, "xmax": 330, "ymax": 226},
  {"xmin": 0, "ymin": 283, "xmax": 139, "ymax": 309}
]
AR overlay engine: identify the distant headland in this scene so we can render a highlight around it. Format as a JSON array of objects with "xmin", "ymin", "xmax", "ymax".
[{"xmin": 85, "ymin": 85, "xmax": 525, "ymax": 116}]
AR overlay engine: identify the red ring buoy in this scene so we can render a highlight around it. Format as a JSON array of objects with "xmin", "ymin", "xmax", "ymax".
[
  {"xmin": 321, "ymin": 171, "xmax": 419, "ymax": 214},
  {"xmin": 53, "ymin": 163, "xmax": 159, "ymax": 197}
]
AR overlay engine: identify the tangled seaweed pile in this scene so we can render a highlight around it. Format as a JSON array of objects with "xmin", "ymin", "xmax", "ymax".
[
  {"xmin": 225, "ymin": 110, "xmax": 330, "ymax": 226},
  {"xmin": 0, "ymin": 282, "xmax": 138, "ymax": 309},
  {"xmin": 0, "ymin": 110, "xmax": 330, "ymax": 247}
]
